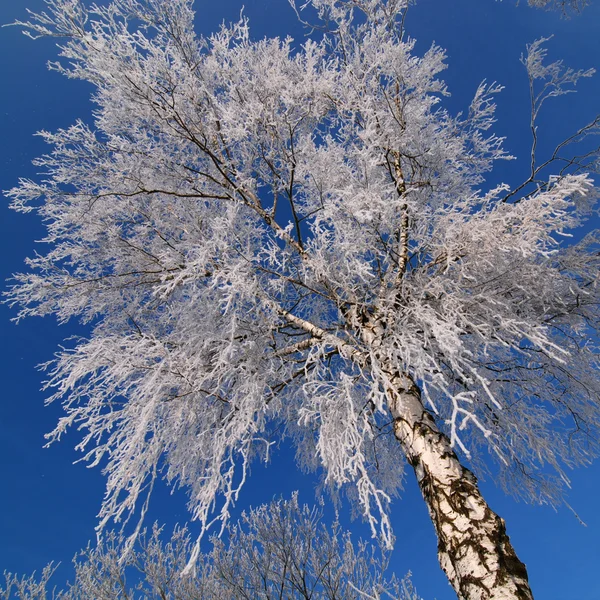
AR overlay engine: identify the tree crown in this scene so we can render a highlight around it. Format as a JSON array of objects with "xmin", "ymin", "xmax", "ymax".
[{"xmin": 6, "ymin": 0, "xmax": 600, "ymax": 552}]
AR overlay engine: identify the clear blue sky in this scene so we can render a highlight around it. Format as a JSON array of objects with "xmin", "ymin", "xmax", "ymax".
[{"xmin": 1, "ymin": 1, "xmax": 599, "ymax": 598}]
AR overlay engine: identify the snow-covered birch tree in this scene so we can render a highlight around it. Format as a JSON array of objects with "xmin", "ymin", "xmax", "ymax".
[
  {"xmin": 5, "ymin": 0, "xmax": 600, "ymax": 598},
  {"xmin": 1, "ymin": 496, "xmax": 418, "ymax": 600}
]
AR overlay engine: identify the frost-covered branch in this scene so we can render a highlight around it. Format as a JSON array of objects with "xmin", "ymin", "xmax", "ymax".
[
  {"xmin": 502, "ymin": 37, "xmax": 598, "ymax": 203},
  {"xmin": 527, "ymin": 0, "xmax": 589, "ymax": 15}
]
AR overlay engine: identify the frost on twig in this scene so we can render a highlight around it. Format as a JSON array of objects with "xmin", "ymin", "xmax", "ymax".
[
  {"xmin": 501, "ymin": 37, "xmax": 598, "ymax": 204},
  {"xmin": 527, "ymin": 0, "xmax": 588, "ymax": 15}
]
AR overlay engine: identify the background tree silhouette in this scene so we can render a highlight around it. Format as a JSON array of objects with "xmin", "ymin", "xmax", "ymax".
[{"xmin": 1, "ymin": 496, "xmax": 420, "ymax": 600}]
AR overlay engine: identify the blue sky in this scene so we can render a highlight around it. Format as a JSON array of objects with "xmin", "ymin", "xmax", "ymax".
[{"xmin": 1, "ymin": 0, "xmax": 599, "ymax": 598}]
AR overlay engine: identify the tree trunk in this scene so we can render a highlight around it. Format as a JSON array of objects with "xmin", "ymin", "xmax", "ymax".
[{"xmin": 384, "ymin": 369, "xmax": 533, "ymax": 600}]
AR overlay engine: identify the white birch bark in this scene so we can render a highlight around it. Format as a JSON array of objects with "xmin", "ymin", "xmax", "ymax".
[
  {"xmin": 357, "ymin": 313, "xmax": 533, "ymax": 599},
  {"xmin": 386, "ymin": 371, "xmax": 533, "ymax": 600}
]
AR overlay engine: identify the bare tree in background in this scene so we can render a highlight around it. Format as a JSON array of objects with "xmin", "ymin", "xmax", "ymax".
[
  {"xmin": 6, "ymin": 0, "xmax": 600, "ymax": 597},
  {"xmin": 1, "ymin": 496, "xmax": 418, "ymax": 600}
]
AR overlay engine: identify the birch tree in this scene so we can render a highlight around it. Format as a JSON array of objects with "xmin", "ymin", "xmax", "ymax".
[
  {"xmin": 1, "ymin": 496, "xmax": 417, "ymax": 600},
  {"xmin": 6, "ymin": 0, "xmax": 600, "ymax": 598}
]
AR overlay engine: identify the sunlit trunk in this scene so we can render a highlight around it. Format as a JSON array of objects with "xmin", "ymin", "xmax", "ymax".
[{"xmin": 384, "ymin": 369, "xmax": 533, "ymax": 600}]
